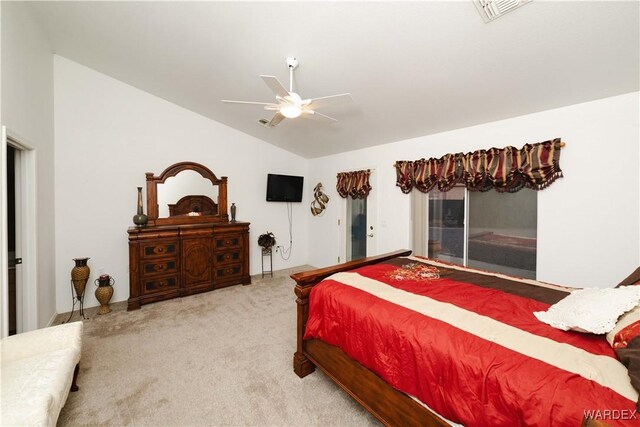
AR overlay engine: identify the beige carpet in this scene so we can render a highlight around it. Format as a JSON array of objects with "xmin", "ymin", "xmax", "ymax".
[{"xmin": 54, "ymin": 267, "xmax": 379, "ymax": 426}]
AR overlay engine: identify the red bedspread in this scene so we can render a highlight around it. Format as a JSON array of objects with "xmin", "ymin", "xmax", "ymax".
[{"xmin": 304, "ymin": 257, "xmax": 638, "ymax": 426}]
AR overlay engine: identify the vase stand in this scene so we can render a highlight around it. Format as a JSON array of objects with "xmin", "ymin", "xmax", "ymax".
[
  {"xmin": 261, "ymin": 247, "xmax": 273, "ymax": 279},
  {"xmin": 63, "ymin": 279, "xmax": 88, "ymax": 323}
]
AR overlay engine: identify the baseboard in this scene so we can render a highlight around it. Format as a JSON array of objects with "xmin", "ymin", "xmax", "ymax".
[
  {"xmin": 250, "ymin": 264, "xmax": 315, "ymax": 279},
  {"xmin": 46, "ymin": 311, "xmax": 58, "ymax": 327},
  {"xmin": 56, "ymin": 299, "xmax": 128, "ymax": 323}
]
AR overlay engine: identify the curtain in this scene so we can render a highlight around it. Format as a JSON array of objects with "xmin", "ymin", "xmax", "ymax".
[
  {"xmin": 395, "ymin": 138, "xmax": 563, "ymax": 194},
  {"xmin": 336, "ymin": 170, "xmax": 372, "ymax": 199},
  {"xmin": 410, "ymin": 191, "xmax": 428, "ymax": 256}
]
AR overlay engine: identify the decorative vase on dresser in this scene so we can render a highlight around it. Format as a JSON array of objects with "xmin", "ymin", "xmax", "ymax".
[
  {"xmin": 230, "ymin": 203, "xmax": 237, "ymax": 222},
  {"xmin": 127, "ymin": 162, "xmax": 251, "ymax": 311},
  {"xmin": 133, "ymin": 187, "xmax": 148, "ymax": 227}
]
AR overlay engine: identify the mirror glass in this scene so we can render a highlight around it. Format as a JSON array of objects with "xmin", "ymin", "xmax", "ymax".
[{"xmin": 157, "ymin": 170, "xmax": 219, "ymax": 218}]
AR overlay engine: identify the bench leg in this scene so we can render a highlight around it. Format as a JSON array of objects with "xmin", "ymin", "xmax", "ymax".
[{"xmin": 70, "ymin": 363, "xmax": 80, "ymax": 392}]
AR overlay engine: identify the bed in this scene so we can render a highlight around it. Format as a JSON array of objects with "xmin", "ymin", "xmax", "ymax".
[{"xmin": 291, "ymin": 250, "xmax": 638, "ymax": 426}]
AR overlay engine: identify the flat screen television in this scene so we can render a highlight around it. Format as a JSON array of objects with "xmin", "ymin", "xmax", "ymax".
[{"xmin": 266, "ymin": 174, "xmax": 304, "ymax": 202}]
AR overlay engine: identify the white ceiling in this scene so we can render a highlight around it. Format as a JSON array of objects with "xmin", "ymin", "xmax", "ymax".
[{"xmin": 29, "ymin": 1, "xmax": 639, "ymax": 159}]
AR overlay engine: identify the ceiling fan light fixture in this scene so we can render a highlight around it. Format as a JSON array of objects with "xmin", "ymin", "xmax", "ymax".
[
  {"xmin": 280, "ymin": 105, "xmax": 302, "ymax": 118},
  {"xmin": 222, "ymin": 58, "xmax": 352, "ymax": 127}
]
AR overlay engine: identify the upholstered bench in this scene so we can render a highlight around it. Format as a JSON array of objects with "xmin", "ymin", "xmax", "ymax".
[{"xmin": 1, "ymin": 321, "xmax": 83, "ymax": 427}]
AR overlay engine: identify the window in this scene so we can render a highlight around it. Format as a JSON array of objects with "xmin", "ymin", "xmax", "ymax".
[{"xmin": 412, "ymin": 187, "xmax": 537, "ymax": 279}]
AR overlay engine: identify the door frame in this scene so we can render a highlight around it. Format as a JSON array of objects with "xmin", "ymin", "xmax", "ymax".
[
  {"xmin": 338, "ymin": 167, "xmax": 378, "ymax": 263},
  {"xmin": 1, "ymin": 127, "xmax": 38, "ymax": 337}
]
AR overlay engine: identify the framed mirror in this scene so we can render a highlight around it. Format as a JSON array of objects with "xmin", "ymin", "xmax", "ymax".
[
  {"xmin": 158, "ymin": 170, "xmax": 220, "ymax": 217},
  {"xmin": 145, "ymin": 161, "xmax": 228, "ymax": 226}
]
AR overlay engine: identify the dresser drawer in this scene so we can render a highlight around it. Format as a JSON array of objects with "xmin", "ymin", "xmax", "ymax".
[
  {"xmin": 141, "ymin": 241, "xmax": 178, "ymax": 259},
  {"xmin": 142, "ymin": 259, "xmax": 178, "ymax": 276},
  {"xmin": 214, "ymin": 263, "xmax": 242, "ymax": 281},
  {"xmin": 143, "ymin": 275, "xmax": 179, "ymax": 294},
  {"xmin": 214, "ymin": 250, "xmax": 241, "ymax": 265},
  {"xmin": 214, "ymin": 235, "xmax": 242, "ymax": 251}
]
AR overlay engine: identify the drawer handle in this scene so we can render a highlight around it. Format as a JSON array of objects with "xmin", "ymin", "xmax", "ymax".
[
  {"xmin": 157, "ymin": 265, "xmax": 165, "ymax": 271},
  {"xmin": 157, "ymin": 247, "xmax": 164, "ymax": 253},
  {"xmin": 159, "ymin": 281, "xmax": 166, "ymax": 288},
  {"xmin": 225, "ymin": 240, "xmax": 231, "ymax": 245},
  {"xmin": 225, "ymin": 254, "xmax": 231, "ymax": 260}
]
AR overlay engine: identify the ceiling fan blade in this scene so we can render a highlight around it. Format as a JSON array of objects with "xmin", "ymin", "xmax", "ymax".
[
  {"xmin": 222, "ymin": 100, "xmax": 276, "ymax": 106},
  {"xmin": 302, "ymin": 110, "xmax": 338, "ymax": 122},
  {"xmin": 260, "ymin": 75, "xmax": 290, "ymax": 98},
  {"xmin": 268, "ymin": 112, "xmax": 286, "ymax": 127},
  {"xmin": 304, "ymin": 93, "xmax": 353, "ymax": 110}
]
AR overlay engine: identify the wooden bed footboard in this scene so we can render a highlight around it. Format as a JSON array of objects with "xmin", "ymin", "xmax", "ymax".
[{"xmin": 291, "ymin": 250, "xmax": 452, "ymax": 426}]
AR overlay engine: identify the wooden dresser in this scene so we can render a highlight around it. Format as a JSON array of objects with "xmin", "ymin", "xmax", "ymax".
[
  {"xmin": 127, "ymin": 221, "xmax": 250, "ymax": 310},
  {"xmin": 128, "ymin": 161, "xmax": 250, "ymax": 310}
]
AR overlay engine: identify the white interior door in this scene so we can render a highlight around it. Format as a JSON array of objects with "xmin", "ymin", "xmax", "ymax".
[
  {"xmin": 12, "ymin": 147, "xmax": 24, "ymax": 334},
  {"xmin": 4, "ymin": 130, "xmax": 38, "ymax": 333},
  {"xmin": 1, "ymin": 126, "xmax": 9, "ymax": 338}
]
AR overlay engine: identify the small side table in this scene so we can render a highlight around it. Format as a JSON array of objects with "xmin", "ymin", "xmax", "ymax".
[{"xmin": 261, "ymin": 247, "xmax": 273, "ymax": 278}]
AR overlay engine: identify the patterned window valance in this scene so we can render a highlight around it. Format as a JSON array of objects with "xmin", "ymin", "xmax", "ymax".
[
  {"xmin": 395, "ymin": 138, "xmax": 564, "ymax": 194},
  {"xmin": 336, "ymin": 170, "xmax": 372, "ymax": 199}
]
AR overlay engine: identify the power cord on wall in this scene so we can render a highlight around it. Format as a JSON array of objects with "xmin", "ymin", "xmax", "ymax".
[{"xmin": 277, "ymin": 202, "xmax": 293, "ymax": 260}]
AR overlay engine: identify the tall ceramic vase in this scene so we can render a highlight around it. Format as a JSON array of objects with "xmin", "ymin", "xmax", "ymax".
[
  {"xmin": 95, "ymin": 275, "xmax": 114, "ymax": 315},
  {"xmin": 133, "ymin": 187, "xmax": 148, "ymax": 227},
  {"xmin": 71, "ymin": 258, "xmax": 90, "ymax": 300}
]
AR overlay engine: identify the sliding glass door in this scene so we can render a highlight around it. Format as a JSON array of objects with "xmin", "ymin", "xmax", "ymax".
[
  {"xmin": 416, "ymin": 187, "xmax": 537, "ymax": 278},
  {"xmin": 467, "ymin": 189, "xmax": 537, "ymax": 278},
  {"xmin": 427, "ymin": 187, "xmax": 465, "ymax": 265}
]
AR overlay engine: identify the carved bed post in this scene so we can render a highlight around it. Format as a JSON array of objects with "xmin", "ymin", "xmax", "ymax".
[
  {"xmin": 291, "ymin": 250, "xmax": 412, "ymax": 379},
  {"xmin": 293, "ymin": 284, "xmax": 316, "ymax": 378}
]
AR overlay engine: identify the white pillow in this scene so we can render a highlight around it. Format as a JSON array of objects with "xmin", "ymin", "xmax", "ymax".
[{"xmin": 534, "ymin": 287, "xmax": 640, "ymax": 334}]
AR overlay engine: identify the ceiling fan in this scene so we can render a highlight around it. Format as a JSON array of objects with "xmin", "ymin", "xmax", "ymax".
[{"xmin": 222, "ymin": 57, "xmax": 353, "ymax": 128}]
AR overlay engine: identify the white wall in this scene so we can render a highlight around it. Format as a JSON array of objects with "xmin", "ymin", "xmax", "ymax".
[
  {"xmin": 54, "ymin": 56, "xmax": 309, "ymax": 312},
  {"xmin": 308, "ymin": 92, "xmax": 640, "ymax": 289},
  {"xmin": 1, "ymin": 2, "xmax": 56, "ymax": 328}
]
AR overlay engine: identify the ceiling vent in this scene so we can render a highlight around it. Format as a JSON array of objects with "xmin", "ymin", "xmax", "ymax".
[
  {"xmin": 474, "ymin": 0, "xmax": 532, "ymax": 22},
  {"xmin": 257, "ymin": 118, "xmax": 273, "ymax": 128}
]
